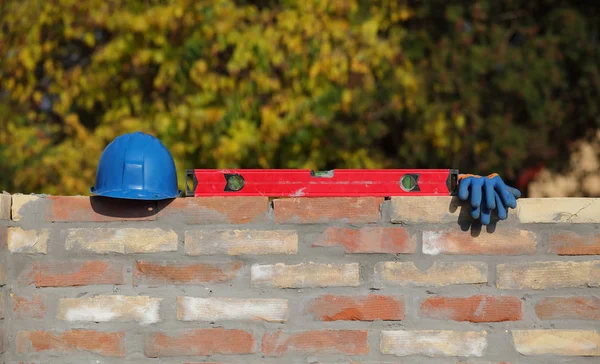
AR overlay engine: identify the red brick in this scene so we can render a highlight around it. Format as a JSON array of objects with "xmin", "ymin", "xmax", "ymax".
[
  {"xmin": 45, "ymin": 196, "xmax": 156, "ymax": 222},
  {"xmin": 134, "ymin": 260, "xmax": 242, "ymax": 286},
  {"xmin": 13, "ymin": 293, "xmax": 46, "ymax": 319},
  {"xmin": 535, "ymin": 296, "xmax": 600, "ymax": 320},
  {"xmin": 549, "ymin": 231, "xmax": 600, "ymax": 255},
  {"xmin": 262, "ymin": 329, "xmax": 369, "ymax": 356},
  {"xmin": 420, "ymin": 295, "xmax": 523, "ymax": 322},
  {"xmin": 312, "ymin": 227, "xmax": 416, "ymax": 253},
  {"xmin": 422, "ymin": 229, "xmax": 536, "ymax": 255},
  {"xmin": 144, "ymin": 328, "xmax": 255, "ymax": 357},
  {"xmin": 273, "ymin": 197, "xmax": 383, "ymax": 224},
  {"xmin": 157, "ymin": 197, "xmax": 269, "ymax": 224},
  {"xmin": 16, "ymin": 329, "xmax": 125, "ymax": 357},
  {"xmin": 307, "ymin": 294, "xmax": 404, "ymax": 321},
  {"xmin": 22, "ymin": 261, "xmax": 125, "ymax": 287}
]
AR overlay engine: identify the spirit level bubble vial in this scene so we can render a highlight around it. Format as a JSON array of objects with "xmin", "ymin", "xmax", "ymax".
[{"xmin": 186, "ymin": 169, "xmax": 459, "ymax": 197}]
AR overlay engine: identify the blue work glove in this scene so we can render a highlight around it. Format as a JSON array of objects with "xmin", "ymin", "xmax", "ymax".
[{"xmin": 458, "ymin": 173, "xmax": 521, "ymax": 225}]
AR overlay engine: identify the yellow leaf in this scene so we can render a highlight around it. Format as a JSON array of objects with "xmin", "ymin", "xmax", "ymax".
[
  {"xmin": 455, "ymin": 114, "xmax": 466, "ymax": 130},
  {"xmin": 83, "ymin": 32, "xmax": 95, "ymax": 47},
  {"xmin": 33, "ymin": 91, "xmax": 43, "ymax": 104},
  {"xmin": 132, "ymin": 16, "xmax": 148, "ymax": 32},
  {"xmin": 399, "ymin": 8, "xmax": 413, "ymax": 21},
  {"xmin": 18, "ymin": 48, "xmax": 36, "ymax": 70}
]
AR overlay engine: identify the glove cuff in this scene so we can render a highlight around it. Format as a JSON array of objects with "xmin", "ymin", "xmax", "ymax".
[
  {"xmin": 458, "ymin": 173, "xmax": 499, "ymax": 181},
  {"xmin": 458, "ymin": 173, "xmax": 478, "ymax": 181}
]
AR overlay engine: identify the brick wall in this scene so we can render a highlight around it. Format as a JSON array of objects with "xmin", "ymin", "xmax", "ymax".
[{"xmin": 0, "ymin": 192, "xmax": 599, "ymax": 363}]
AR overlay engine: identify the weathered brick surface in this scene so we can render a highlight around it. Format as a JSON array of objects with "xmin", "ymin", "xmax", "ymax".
[
  {"xmin": 375, "ymin": 262, "xmax": 487, "ymax": 287},
  {"xmin": 535, "ymin": 296, "xmax": 600, "ymax": 320},
  {"xmin": 273, "ymin": 197, "xmax": 383, "ymax": 224},
  {"xmin": 157, "ymin": 196, "xmax": 269, "ymax": 224},
  {"xmin": 307, "ymin": 294, "xmax": 404, "ymax": 321},
  {"xmin": 497, "ymin": 260, "xmax": 600, "ymax": 289},
  {"xmin": 389, "ymin": 196, "xmax": 460, "ymax": 223},
  {"xmin": 66, "ymin": 228, "xmax": 178, "ymax": 254},
  {"xmin": 12, "ymin": 293, "xmax": 46, "ymax": 319},
  {"xmin": 16, "ymin": 329, "xmax": 126, "ymax": 357},
  {"xmin": 144, "ymin": 328, "xmax": 255, "ymax": 357},
  {"xmin": 262, "ymin": 330, "xmax": 369, "ymax": 356},
  {"xmin": 22, "ymin": 261, "xmax": 125, "ymax": 287},
  {"xmin": 548, "ymin": 231, "xmax": 600, "ymax": 255},
  {"xmin": 420, "ymin": 295, "xmax": 523, "ymax": 322},
  {"xmin": 0, "ymin": 226, "xmax": 5, "ymax": 251},
  {"xmin": 0, "ymin": 264, "xmax": 5, "ymax": 286},
  {"xmin": 380, "ymin": 330, "xmax": 487, "ymax": 357},
  {"xmin": 422, "ymin": 229, "xmax": 536, "ymax": 255},
  {"xmin": 251, "ymin": 262, "xmax": 360, "ymax": 288},
  {"xmin": 133, "ymin": 260, "xmax": 242, "ymax": 286},
  {"xmin": 512, "ymin": 329, "xmax": 600, "ymax": 356},
  {"xmin": 177, "ymin": 296, "xmax": 288, "ymax": 322},
  {"xmin": 4, "ymin": 195, "xmax": 600, "ymax": 363},
  {"xmin": 0, "ymin": 193, "xmax": 10, "ymax": 220},
  {"xmin": 11, "ymin": 194, "xmax": 40, "ymax": 221},
  {"xmin": 58, "ymin": 295, "xmax": 162, "ymax": 324},
  {"xmin": 46, "ymin": 196, "xmax": 156, "ymax": 221},
  {"xmin": 8, "ymin": 227, "xmax": 49, "ymax": 254},
  {"xmin": 517, "ymin": 198, "xmax": 600, "ymax": 223},
  {"xmin": 185, "ymin": 229, "xmax": 298, "ymax": 255},
  {"xmin": 312, "ymin": 227, "xmax": 417, "ymax": 253},
  {"xmin": 300, "ymin": 362, "xmax": 387, "ymax": 364}
]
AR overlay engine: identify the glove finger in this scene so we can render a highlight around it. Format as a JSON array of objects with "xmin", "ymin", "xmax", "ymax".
[
  {"xmin": 507, "ymin": 189, "xmax": 517, "ymax": 208},
  {"xmin": 506, "ymin": 186, "xmax": 522, "ymax": 199},
  {"xmin": 503, "ymin": 187, "xmax": 517, "ymax": 209},
  {"xmin": 458, "ymin": 178, "xmax": 471, "ymax": 201},
  {"xmin": 494, "ymin": 182, "xmax": 516, "ymax": 209},
  {"xmin": 471, "ymin": 204, "xmax": 481, "ymax": 219},
  {"xmin": 495, "ymin": 192, "xmax": 507, "ymax": 220},
  {"xmin": 470, "ymin": 179, "xmax": 483, "ymax": 209},
  {"xmin": 484, "ymin": 180, "xmax": 496, "ymax": 210},
  {"xmin": 480, "ymin": 203, "xmax": 491, "ymax": 225}
]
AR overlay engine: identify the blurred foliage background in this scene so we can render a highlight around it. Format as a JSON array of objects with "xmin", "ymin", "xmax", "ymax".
[{"xmin": 1, "ymin": 0, "xmax": 599, "ymax": 196}]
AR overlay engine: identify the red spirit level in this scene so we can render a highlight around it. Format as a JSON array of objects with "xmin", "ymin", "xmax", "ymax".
[{"xmin": 185, "ymin": 169, "xmax": 459, "ymax": 197}]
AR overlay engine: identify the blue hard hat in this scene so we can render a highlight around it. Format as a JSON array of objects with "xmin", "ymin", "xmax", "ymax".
[{"xmin": 90, "ymin": 131, "xmax": 180, "ymax": 200}]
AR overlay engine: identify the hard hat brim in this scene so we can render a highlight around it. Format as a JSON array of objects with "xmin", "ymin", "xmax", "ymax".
[{"xmin": 90, "ymin": 187, "xmax": 180, "ymax": 200}]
